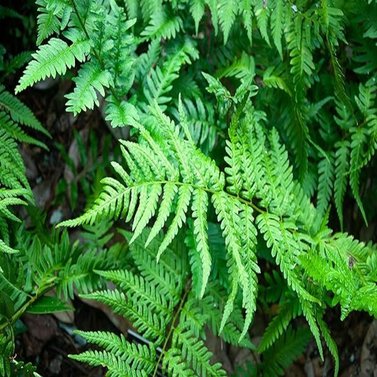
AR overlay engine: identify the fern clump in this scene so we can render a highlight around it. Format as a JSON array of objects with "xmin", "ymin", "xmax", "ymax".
[
  {"xmin": 61, "ymin": 90, "xmax": 377, "ymax": 375},
  {"xmin": 71, "ymin": 229, "xmax": 251, "ymax": 377},
  {"xmin": 0, "ymin": 84, "xmax": 50, "ymax": 254},
  {"xmin": 5, "ymin": 0, "xmax": 377, "ymax": 375},
  {"xmin": 0, "ymin": 221, "xmax": 130, "ymax": 375}
]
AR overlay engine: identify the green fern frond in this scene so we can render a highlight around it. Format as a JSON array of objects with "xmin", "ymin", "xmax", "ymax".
[
  {"xmin": 73, "ymin": 330, "xmax": 156, "ymax": 373},
  {"xmin": 0, "ymin": 85, "xmax": 49, "ymax": 135},
  {"xmin": 71, "ymin": 350, "xmax": 149, "ymax": 377},
  {"xmin": 140, "ymin": 0, "xmax": 161, "ymax": 22},
  {"xmin": 82, "ymin": 289, "xmax": 167, "ymax": 342},
  {"xmin": 65, "ymin": 61, "xmax": 111, "ymax": 114},
  {"xmin": 317, "ymin": 317, "xmax": 339, "ymax": 376},
  {"xmin": 255, "ymin": 2, "xmax": 270, "ymax": 45},
  {"xmin": 35, "ymin": 0, "xmax": 64, "ymax": 45},
  {"xmin": 16, "ymin": 36, "xmax": 90, "ymax": 93},
  {"xmin": 334, "ymin": 141, "xmax": 349, "ymax": 228},
  {"xmin": 0, "ymin": 113, "xmax": 46, "ymax": 149},
  {"xmin": 172, "ymin": 327, "xmax": 227, "ymax": 376},
  {"xmin": 218, "ymin": 0, "xmax": 238, "ymax": 43},
  {"xmin": 260, "ymin": 326, "xmax": 311, "ymax": 377},
  {"xmin": 257, "ymin": 296, "xmax": 301, "ymax": 353},
  {"xmin": 271, "ymin": 0, "xmax": 284, "ymax": 58},
  {"xmin": 317, "ymin": 154, "xmax": 334, "ymax": 218},
  {"xmin": 71, "ymin": 230, "xmax": 228, "ymax": 376},
  {"xmin": 157, "ymin": 184, "xmax": 192, "ymax": 260},
  {"xmin": 141, "ymin": 10, "xmax": 183, "ymax": 40},
  {"xmin": 143, "ymin": 39, "xmax": 198, "ymax": 107},
  {"xmin": 256, "ymin": 213, "xmax": 318, "ymax": 305},
  {"xmin": 190, "ymin": 0, "xmax": 205, "ymax": 34},
  {"xmin": 192, "ymin": 189, "xmax": 211, "ymax": 298},
  {"xmin": 239, "ymin": 0, "xmax": 252, "ymax": 42},
  {"xmin": 349, "ymin": 128, "xmax": 367, "ymax": 223}
]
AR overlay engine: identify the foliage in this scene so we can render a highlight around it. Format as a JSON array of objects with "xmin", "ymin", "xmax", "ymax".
[
  {"xmin": 0, "ymin": 220, "xmax": 129, "ymax": 375},
  {"xmin": 0, "ymin": 83, "xmax": 49, "ymax": 254},
  {"xmin": 0, "ymin": 0, "xmax": 376, "ymax": 375},
  {"xmin": 71, "ymin": 229, "xmax": 250, "ymax": 376}
]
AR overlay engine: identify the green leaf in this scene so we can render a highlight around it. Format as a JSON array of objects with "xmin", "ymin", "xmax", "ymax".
[
  {"xmin": 218, "ymin": 0, "xmax": 238, "ymax": 43},
  {"xmin": 26, "ymin": 296, "xmax": 73, "ymax": 314},
  {"xmin": 271, "ymin": 0, "xmax": 284, "ymax": 58},
  {"xmin": 190, "ymin": 0, "xmax": 205, "ymax": 34},
  {"xmin": 65, "ymin": 61, "xmax": 111, "ymax": 115},
  {"xmin": 16, "ymin": 38, "xmax": 90, "ymax": 93}
]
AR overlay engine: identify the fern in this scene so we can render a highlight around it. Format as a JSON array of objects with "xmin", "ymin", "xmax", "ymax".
[
  {"xmin": 334, "ymin": 141, "xmax": 349, "ymax": 229},
  {"xmin": 65, "ymin": 60, "xmax": 111, "ymax": 114},
  {"xmin": 218, "ymin": 0, "xmax": 238, "ymax": 43},
  {"xmin": 141, "ymin": 9, "xmax": 183, "ymax": 41},
  {"xmin": 60, "ymin": 92, "xmax": 377, "ymax": 370},
  {"xmin": 16, "ymin": 36, "xmax": 90, "ymax": 93},
  {"xmin": 0, "ymin": 222, "xmax": 130, "ymax": 374},
  {"xmin": 0, "ymin": 84, "xmax": 50, "ymax": 255},
  {"xmin": 71, "ymin": 229, "xmax": 229, "ymax": 376},
  {"xmin": 260, "ymin": 326, "xmax": 312, "ymax": 377},
  {"xmin": 8, "ymin": 0, "xmax": 377, "ymax": 375}
]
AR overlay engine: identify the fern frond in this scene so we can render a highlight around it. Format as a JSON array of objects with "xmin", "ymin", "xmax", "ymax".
[
  {"xmin": 190, "ymin": 0, "xmax": 205, "ymax": 34},
  {"xmin": 70, "ymin": 350, "xmax": 148, "ymax": 377},
  {"xmin": 256, "ymin": 213, "xmax": 317, "ymax": 304},
  {"xmin": 126, "ymin": 230, "xmax": 185, "ymax": 297},
  {"xmin": 317, "ymin": 317, "xmax": 339, "ymax": 376},
  {"xmin": 141, "ymin": 10, "xmax": 183, "ymax": 40},
  {"xmin": 218, "ymin": 0, "xmax": 238, "ymax": 43},
  {"xmin": 239, "ymin": 0, "xmax": 252, "ymax": 42},
  {"xmin": 58, "ymin": 177, "xmax": 129, "ymax": 227},
  {"xmin": 257, "ymin": 297, "xmax": 301, "ymax": 353},
  {"xmin": 105, "ymin": 99, "xmax": 139, "ymax": 127},
  {"xmin": 143, "ymin": 39, "xmax": 198, "ymax": 107},
  {"xmin": 192, "ymin": 190, "xmax": 211, "ymax": 298},
  {"xmin": 35, "ymin": 0, "xmax": 63, "ymax": 45},
  {"xmin": 82, "ymin": 289, "xmax": 167, "ymax": 343},
  {"xmin": 255, "ymin": 2, "xmax": 270, "ymax": 45},
  {"xmin": 349, "ymin": 128, "xmax": 367, "ymax": 223},
  {"xmin": 65, "ymin": 61, "xmax": 111, "ymax": 115},
  {"xmin": 334, "ymin": 141, "xmax": 349, "ymax": 228},
  {"xmin": 140, "ymin": 0, "xmax": 161, "ymax": 22},
  {"xmin": 261, "ymin": 326, "xmax": 311, "ymax": 377},
  {"xmin": 0, "ymin": 112, "xmax": 47, "ymax": 149},
  {"xmin": 157, "ymin": 184, "xmax": 192, "ymax": 260},
  {"xmin": 16, "ymin": 36, "xmax": 90, "ymax": 93},
  {"xmin": 212, "ymin": 192, "xmax": 257, "ymax": 338},
  {"xmin": 73, "ymin": 330, "xmax": 156, "ymax": 373},
  {"xmin": 163, "ymin": 348, "xmax": 196, "ymax": 377},
  {"xmin": 172, "ymin": 327, "xmax": 227, "ymax": 377},
  {"xmin": 317, "ymin": 154, "xmax": 334, "ymax": 217},
  {"xmin": 0, "ymin": 130, "xmax": 29, "ymax": 190},
  {"xmin": 0, "ymin": 85, "xmax": 48, "ymax": 135},
  {"xmin": 0, "ymin": 239, "xmax": 19, "ymax": 254},
  {"xmin": 271, "ymin": 0, "xmax": 284, "ymax": 58},
  {"xmin": 95, "ymin": 269, "xmax": 173, "ymax": 316}
]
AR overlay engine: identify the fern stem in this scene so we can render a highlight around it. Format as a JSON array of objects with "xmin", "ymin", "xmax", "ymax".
[
  {"xmin": 127, "ymin": 180, "xmax": 266, "ymax": 215},
  {"xmin": 70, "ymin": 0, "xmax": 123, "ymax": 110},
  {"xmin": 0, "ymin": 282, "xmax": 56, "ymax": 332},
  {"xmin": 152, "ymin": 279, "xmax": 191, "ymax": 377}
]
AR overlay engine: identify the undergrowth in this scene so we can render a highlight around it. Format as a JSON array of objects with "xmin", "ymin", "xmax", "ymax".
[{"xmin": 1, "ymin": 0, "xmax": 377, "ymax": 376}]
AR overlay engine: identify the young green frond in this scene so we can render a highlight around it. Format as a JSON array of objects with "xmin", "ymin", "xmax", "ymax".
[
  {"xmin": 0, "ymin": 85, "xmax": 49, "ymax": 135},
  {"xmin": 65, "ymin": 61, "xmax": 111, "ymax": 115},
  {"xmin": 16, "ymin": 37, "xmax": 90, "ymax": 93}
]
